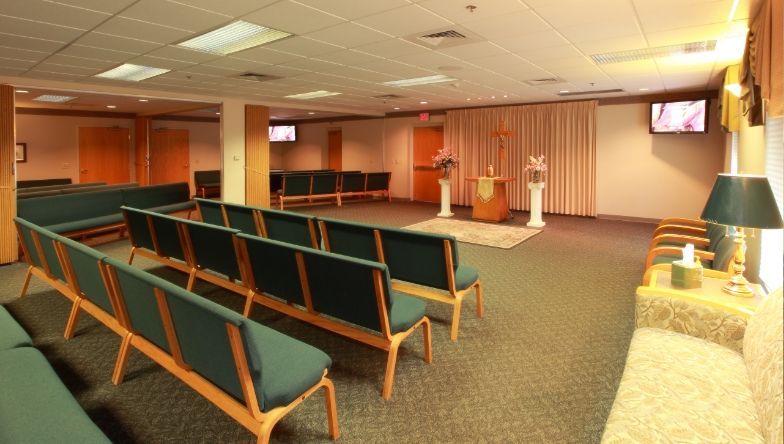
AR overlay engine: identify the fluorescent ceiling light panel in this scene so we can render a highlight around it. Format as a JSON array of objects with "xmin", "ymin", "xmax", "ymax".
[
  {"xmin": 177, "ymin": 21, "xmax": 291, "ymax": 55},
  {"xmin": 95, "ymin": 64, "xmax": 170, "ymax": 81},
  {"xmin": 591, "ymin": 41, "xmax": 717, "ymax": 64},
  {"xmin": 383, "ymin": 75, "xmax": 457, "ymax": 87},
  {"xmin": 285, "ymin": 90, "xmax": 341, "ymax": 100},
  {"xmin": 33, "ymin": 94, "xmax": 76, "ymax": 103}
]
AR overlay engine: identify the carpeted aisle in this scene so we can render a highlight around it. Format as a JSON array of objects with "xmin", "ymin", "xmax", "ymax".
[{"xmin": 0, "ymin": 201, "xmax": 653, "ymax": 443}]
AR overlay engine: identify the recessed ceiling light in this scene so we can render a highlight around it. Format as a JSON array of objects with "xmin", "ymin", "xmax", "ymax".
[
  {"xmin": 490, "ymin": 96, "xmax": 495, "ymax": 99},
  {"xmin": 216, "ymin": 112, "xmax": 221, "ymax": 115},
  {"xmin": 591, "ymin": 40, "xmax": 716, "ymax": 64},
  {"xmin": 95, "ymin": 63, "xmax": 170, "ymax": 81},
  {"xmin": 285, "ymin": 90, "xmax": 341, "ymax": 100},
  {"xmin": 106, "ymin": 105, "xmax": 116, "ymax": 109},
  {"xmin": 503, "ymin": 95, "xmax": 508, "ymax": 98},
  {"xmin": 15, "ymin": 89, "xmax": 28, "ymax": 93},
  {"xmin": 393, "ymin": 107, "xmax": 400, "ymax": 110},
  {"xmin": 33, "ymin": 94, "xmax": 75, "ymax": 103},
  {"xmin": 466, "ymin": 98, "xmax": 471, "ymax": 101},
  {"xmin": 308, "ymin": 112, "xmax": 316, "ymax": 115},
  {"xmin": 559, "ymin": 90, "xmax": 570, "ymax": 93},
  {"xmin": 638, "ymin": 87, "xmax": 649, "ymax": 91},
  {"xmin": 138, "ymin": 99, "xmax": 149, "ymax": 102},
  {"xmin": 177, "ymin": 20, "xmax": 291, "ymax": 55},
  {"xmin": 382, "ymin": 75, "xmax": 457, "ymax": 87},
  {"xmin": 420, "ymin": 101, "xmax": 428, "ymax": 104}
]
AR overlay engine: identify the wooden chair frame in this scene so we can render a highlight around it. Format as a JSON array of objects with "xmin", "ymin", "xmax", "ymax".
[
  {"xmin": 16, "ymin": 224, "xmax": 76, "ymax": 301},
  {"xmin": 651, "ymin": 223, "xmax": 708, "ymax": 238},
  {"xmin": 103, "ymin": 266, "xmax": 339, "ymax": 443},
  {"xmin": 337, "ymin": 173, "xmax": 368, "ymax": 201},
  {"xmin": 235, "ymin": 237, "xmax": 432, "ymax": 400},
  {"xmin": 256, "ymin": 210, "xmax": 321, "ymax": 249},
  {"xmin": 657, "ymin": 217, "xmax": 707, "ymax": 228},
  {"xmin": 124, "ymin": 211, "xmax": 192, "ymax": 275},
  {"xmin": 648, "ymin": 233, "xmax": 711, "ymax": 252},
  {"xmin": 644, "ymin": 245, "xmax": 716, "ymax": 270},
  {"xmin": 319, "ymin": 222, "xmax": 482, "ymax": 342},
  {"xmin": 279, "ymin": 175, "xmax": 342, "ymax": 210}
]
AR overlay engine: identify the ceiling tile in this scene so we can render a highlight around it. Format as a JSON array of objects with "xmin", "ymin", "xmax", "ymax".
[
  {"xmin": 120, "ymin": 0, "xmax": 230, "ymax": 32},
  {"xmin": 353, "ymin": 38, "xmax": 428, "ymax": 59},
  {"xmin": 45, "ymin": 0, "xmax": 138, "ymax": 15},
  {"xmin": 0, "ymin": 57, "xmax": 38, "ymax": 70},
  {"xmin": 202, "ymin": 57, "xmax": 272, "ymax": 71},
  {"xmin": 167, "ymin": 0, "xmax": 276, "ymax": 16},
  {"xmin": 575, "ymin": 34, "xmax": 649, "ymax": 55},
  {"xmin": 644, "ymin": 22, "xmax": 732, "ymax": 47},
  {"xmin": 0, "ymin": 33, "xmax": 65, "ymax": 52},
  {"xmin": 559, "ymin": 19, "xmax": 642, "ymax": 43},
  {"xmin": 394, "ymin": 50, "xmax": 466, "ymax": 70},
  {"xmin": 0, "ymin": 46, "xmax": 49, "ymax": 62},
  {"xmin": 145, "ymin": 46, "xmax": 221, "ymax": 63},
  {"xmin": 527, "ymin": 0, "xmax": 638, "ymax": 27},
  {"xmin": 57, "ymin": 44, "xmax": 135, "ymax": 62},
  {"xmin": 355, "ymin": 5, "xmax": 452, "ymax": 38},
  {"xmin": 517, "ymin": 45, "xmax": 585, "ymax": 62},
  {"xmin": 462, "ymin": 10, "xmax": 551, "ymax": 40},
  {"xmin": 243, "ymin": 1, "xmax": 345, "ymax": 35},
  {"xmin": 637, "ymin": 1, "xmax": 731, "ymax": 33},
  {"xmin": 437, "ymin": 41, "xmax": 509, "ymax": 60},
  {"xmin": 494, "ymin": 31, "xmax": 568, "ymax": 53},
  {"xmin": 280, "ymin": 57, "xmax": 341, "ymax": 72},
  {"xmin": 1, "ymin": 0, "xmax": 110, "ymax": 29},
  {"xmin": 126, "ymin": 55, "xmax": 196, "ymax": 70},
  {"xmin": 25, "ymin": 69, "xmax": 85, "ymax": 80},
  {"xmin": 181, "ymin": 64, "xmax": 242, "ymax": 77},
  {"xmin": 305, "ymin": 23, "xmax": 390, "ymax": 48},
  {"xmin": 94, "ymin": 17, "xmax": 194, "ymax": 43},
  {"xmin": 36, "ymin": 61, "xmax": 99, "ymax": 75},
  {"xmin": 46, "ymin": 53, "xmax": 120, "ymax": 69},
  {"xmin": 418, "ymin": 0, "xmax": 527, "ymax": 23},
  {"xmin": 295, "ymin": 0, "xmax": 409, "ymax": 20},
  {"xmin": 231, "ymin": 47, "xmax": 304, "ymax": 65},
  {"xmin": 0, "ymin": 67, "xmax": 30, "ymax": 76},
  {"xmin": 312, "ymin": 49, "xmax": 382, "ymax": 66},
  {"xmin": 75, "ymin": 32, "xmax": 162, "ymax": 54},
  {"xmin": 470, "ymin": 54, "xmax": 551, "ymax": 76},
  {"xmin": 355, "ymin": 59, "xmax": 433, "ymax": 78},
  {"xmin": 263, "ymin": 37, "xmax": 342, "ymax": 58},
  {"xmin": 0, "ymin": 15, "xmax": 84, "ymax": 42}
]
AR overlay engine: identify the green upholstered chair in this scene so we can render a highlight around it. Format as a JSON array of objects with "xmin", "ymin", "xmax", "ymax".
[
  {"xmin": 194, "ymin": 170, "xmax": 220, "ymax": 198},
  {"xmin": 310, "ymin": 173, "xmax": 340, "ymax": 205},
  {"xmin": 645, "ymin": 228, "xmax": 736, "ymax": 272},
  {"xmin": 648, "ymin": 222, "xmax": 727, "ymax": 251},
  {"xmin": 258, "ymin": 208, "xmax": 320, "ymax": 249},
  {"xmin": 222, "ymin": 201, "xmax": 261, "ymax": 235},
  {"xmin": 102, "ymin": 257, "xmax": 338, "ymax": 443},
  {"xmin": 236, "ymin": 233, "xmax": 432, "ymax": 399},
  {"xmin": 177, "ymin": 219, "xmax": 245, "ymax": 294},
  {"xmin": 14, "ymin": 217, "xmax": 74, "ymax": 300},
  {"xmin": 365, "ymin": 172, "xmax": 391, "ymax": 201},
  {"xmin": 121, "ymin": 182, "xmax": 195, "ymax": 216},
  {"xmin": 194, "ymin": 197, "xmax": 227, "ymax": 227},
  {"xmin": 279, "ymin": 174, "xmax": 312, "ymax": 209},
  {"xmin": 17, "ymin": 188, "xmax": 126, "ymax": 236},
  {"xmin": 0, "ymin": 347, "xmax": 109, "ymax": 443},
  {"xmin": 318, "ymin": 217, "xmax": 379, "ymax": 262},
  {"xmin": 122, "ymin": 206, "xmax": 191, "ymax": 275},
  {"xmin": 338, "ymin": 172, "xmax": 367, "ymax": 199},
  {"xmin": 0, "ymin": 306, "xmax": 32, "ymax": 351}
]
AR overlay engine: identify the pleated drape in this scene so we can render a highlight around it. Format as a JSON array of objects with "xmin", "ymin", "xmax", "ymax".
[{"xmin": 445, "ymin": 100, "xmax": 597, "ymax": 216}]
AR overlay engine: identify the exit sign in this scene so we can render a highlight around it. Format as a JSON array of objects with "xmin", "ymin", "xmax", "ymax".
[{"xmin": 419, "ymin": 112, "xmax": 430, "ymax": 121}]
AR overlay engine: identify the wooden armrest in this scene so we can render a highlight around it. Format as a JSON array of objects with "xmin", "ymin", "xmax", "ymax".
[
  {"xmin": 652, "ymin": 224, "xmax": 707, "ymax": 238},
  {"xmin": 657, "ymin": 217, "xmax": 706, "ymax": 228},
  {"xmin": 644, "ymin": 246, "xmax": 714, "ymax": 269},
  {"xmin": 642, "ymin": 263, "xmax": 731, "ymax": 285},
  {"xmin": 648, "ymin": 233, "xmax": 710, "ymax": 250}
]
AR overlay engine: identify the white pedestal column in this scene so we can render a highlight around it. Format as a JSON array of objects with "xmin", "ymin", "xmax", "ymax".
[
  {"xmin": 527, "ymin": 181, "xmax": 546, "ymax": 227},
  {"xmin": 437, "ymin": 178, "xmax": 454, "ymax": 217}
]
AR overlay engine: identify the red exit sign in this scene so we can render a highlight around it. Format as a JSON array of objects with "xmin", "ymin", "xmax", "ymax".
[{"xmin": 419, "ymin": 112, "xmax": 430, "ymax": 121}]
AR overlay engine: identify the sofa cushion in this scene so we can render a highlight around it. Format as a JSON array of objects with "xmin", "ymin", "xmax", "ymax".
[
  {"xmin": 389, "ymin": 291, "xmax": 426, "ymax": 334},
  {"xmin": 602, "ymin": 327, "xmax": 763, "ymax": 443},
  {"xmin": 743, "ymin": 289, "xmax": 783, "ymax": 444},
  {"xmin": 0, "ymin": 347, "xmax": 109, "ymax": 443},
  {"xmin": 454, "ymin": 264, "xmax": 479, "ymax": 291},
  {"xmin": 0, "ymin": 305, "xmax": 32, "ymax": 350}
]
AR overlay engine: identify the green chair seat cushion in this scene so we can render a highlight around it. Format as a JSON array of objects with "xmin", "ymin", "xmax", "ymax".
[
  {"xmin": 454, "ymin": 264, "xmax": 479, "ymax": 291},
  {"xmin": 198, "ymin": 182, "xmax": 220, "ymax": 188},
  {"xmin": 144, "ymin": 201, "xmax": 196, "ymax": 215},
  {"xmin": 243, "ymin": 321, "xmax": 332, "ymax": 412},
  {"xmin": 44, "ymin": 213, "xmax": 124, "ymax": 234},
  {"xmin": 389, "ymin": 291, "xmax": 427, "ymax": 334},
  {"xmin": 0, "ymin": 306, "xmax": 32, "ymax": 350},
  {"xmin": 0, "ymin": 348, "xmax": 109, "ymax": 443}
]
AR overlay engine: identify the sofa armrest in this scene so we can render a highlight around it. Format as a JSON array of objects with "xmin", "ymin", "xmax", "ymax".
[{"xmin": 635, "ymin": 287, "xmax": 747, "ymax": 354}]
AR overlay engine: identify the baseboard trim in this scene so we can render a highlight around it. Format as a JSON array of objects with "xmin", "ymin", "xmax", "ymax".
[{"xmin": 597, "ymin": 213, "xmax": 659, "ymax": 224}]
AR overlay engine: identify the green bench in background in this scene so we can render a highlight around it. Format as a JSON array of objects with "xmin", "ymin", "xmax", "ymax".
[
  {"xmin": 279, "ymin": 173, "xmax": 341, "ymax": 210},
  {"xmin": 194, "ymin": 169, "xmax": 220, "ymax": 198},
  {"xmin": 365, "ymin": 172, "xmax": 392, "ymax": 202},
  {"xmin": 122, "ymin": 182, "xmax": 195, "ymax": 216},
  {"xmin": 17, "ymin": 177, "xmax": 71, "ymax": 188},
  {"xmin": 318, "ymin": 217, "xmax": 483, "ymax": 341},
  {"xmin": 235, "ymin": 234, "xmax": 432, "ymax": 400}
]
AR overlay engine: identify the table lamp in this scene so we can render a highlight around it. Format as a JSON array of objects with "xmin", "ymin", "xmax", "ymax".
[{"xmin": 701, "ymin": 173, "xmax": 784, "ymax": 297}]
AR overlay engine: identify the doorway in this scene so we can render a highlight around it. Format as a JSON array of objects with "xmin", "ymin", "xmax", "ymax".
[
  {"xmin": 78, "ymin": 127, "xmax": 130, "ymax": 184},
  {"xmin": 412, "ymin": 126, "xmax": 443, "ymax": 203},
  {"xmin": 328, "ymin": 129, "xmax": 342, "ymax": 171},
  {"xmin": 150, "ymin": 128, "xmax": 189, "ymax": 185}
]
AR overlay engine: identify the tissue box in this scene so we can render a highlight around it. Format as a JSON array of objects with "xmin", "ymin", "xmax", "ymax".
[{"xmin": 671, "ymin": 260, "xmax": 703, "ymax": 289}]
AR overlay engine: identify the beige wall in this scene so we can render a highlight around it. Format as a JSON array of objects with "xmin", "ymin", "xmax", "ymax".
[
  {"xmin": 596, "ymin": 101, "xmax": 726, "ymax": 220},
  {"xmin": 737, "ymin": 112, "xmax": 766, "ymax": 174},
  {"xmin": 15, "ymin": 114, "xmax": 134, "ymax": 183}
]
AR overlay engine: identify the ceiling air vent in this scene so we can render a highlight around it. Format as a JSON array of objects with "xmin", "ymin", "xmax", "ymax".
[
  {"xmin": 557, "ymin": 89, "xmax": 624, "ymax": 96},
  {"xmin": 405, "ymin": 26, "xmax": 480, "ymax": 49},
  {"xmin": 373, "ymin": 94, "xmax": 405, "ymax": 100},
  {"xmin": 524, "ymin": 78, "xmax": 565, "ymax": 86},
  {"xmin": 418, "ymin": 30, "xmax": 466, "ymax": 47},
  {"xmin": 236, "ymin": 72, "xmax": 282, "ymax": 82}
]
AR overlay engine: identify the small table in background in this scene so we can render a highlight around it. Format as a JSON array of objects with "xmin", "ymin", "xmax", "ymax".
[
  {"xmin": 464, "ymin": 177, "xmax": 514, "ymax": 223},
  {"xmin": 641, "ymin": 268, "xmax": 766, "ymax": 316}
]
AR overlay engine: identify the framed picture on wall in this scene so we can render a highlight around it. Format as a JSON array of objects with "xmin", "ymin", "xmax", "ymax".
[{"xmin": 15, "ymin": 143, "xmax": 26, "ymax": 162}]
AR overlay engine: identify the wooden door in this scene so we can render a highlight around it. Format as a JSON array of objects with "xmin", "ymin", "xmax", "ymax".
[
  {"xmin": 150, "ymin": 128, "xmax": 189, "ymax": 185},
  {"xmin": 78, "ymin": 127, "xmax": 130, "ymax": 184},
  {"xmin": 413, "ymin": 126, "xmax": 443, "ymax": 203},
  {"xmin": 328, "ymin": 129, "xmax": 342, "ymax": 171}
]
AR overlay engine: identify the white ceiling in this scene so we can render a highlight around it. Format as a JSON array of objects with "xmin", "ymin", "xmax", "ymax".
[{"xmin": 0, "ymin": 0, "xmax": 758, "ymax": 116}]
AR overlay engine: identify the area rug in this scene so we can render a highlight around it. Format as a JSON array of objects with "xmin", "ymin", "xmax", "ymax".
[{"xmin": 402, "ymin": 218, "xmax": 541, "ymax": 249}]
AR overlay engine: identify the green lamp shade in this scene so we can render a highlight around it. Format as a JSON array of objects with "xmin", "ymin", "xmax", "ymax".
[{"xmin": 701, "ymin": 174, "xmax": 784, "ymax": 229}]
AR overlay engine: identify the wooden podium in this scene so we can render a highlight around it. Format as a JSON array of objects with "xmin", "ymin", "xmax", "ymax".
[{"xmin": 465, "ymin": 177, "xmax": 514, "ymax": 222}]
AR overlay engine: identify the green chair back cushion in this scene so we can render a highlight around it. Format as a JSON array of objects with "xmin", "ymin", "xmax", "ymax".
[
  {"xmin": 223, "ymin": 202, "xmax": 259, "ymax": 234},
  {"xmin": 122, "ymin": 182, "xmax": 189, "ymax": 209},
  {"xmin": 57, "ymin": 237, "xmax": 114, "ymax": 315},
  {"xmin": 122, "ymin": 207, "xmax": 155, "ymax": 251},
  {"xmin": 238, "ymin": 234, "xmax": 305, "ymax": 306},
  {"xmin": 195, "ymin": 198, "xmax": 225, "ymax": 227},
  {"xmin": 147, "ymin": 212, "xmax": 187, "ymax": 261},
  {"xmin": 380, "ymin": 228, "xmax": 454, "ymax": 290},
  {"xmin": 365, "ymin": 172, "xmax": 390, "ymax": 191},
  {"xmin": 318, "ymin": 217, "xmax": 379, "ymax": 262},
  {"xmin": 18, "ymin": 189, "xmax": 124, "ymax": 227},
  {"xmin": 260, "ymin": 209, "xmax": 319, "ymax": 248},
  {"xmin": 182, "ymin": 220, "xmax": 241, "ymax": 280},
  {"xmin": 14, "ymin": 217, "xmax": 43, "ymax": 268},
  {"xmin": 30, "ymin": 225, "xmax": 69, "ymax": 282},
  {"xmin": 282, "ymin": 175, "xmax": 311, "ymax": 196},
  {"xmin": 311, "ymin": 174, "xmax": 338, "ymax": 195},
  {"xmin": 340, "ymin": 173, "xmax": 366, "ymax": 193}
]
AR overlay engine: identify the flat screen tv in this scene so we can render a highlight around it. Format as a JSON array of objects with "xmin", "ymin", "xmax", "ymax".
[
  {"xmin": 269, "ymin": 125, "xmax": 296, "ymax": 142},
  {"xmin": 650, "ymin": 99, "xmax": 708, "ymax": 134}
]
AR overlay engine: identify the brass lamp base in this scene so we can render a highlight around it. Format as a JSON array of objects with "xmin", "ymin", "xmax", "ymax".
[
  {"xmin": 722, "ymin": 226, "xmax": 755, "ymax": 298},
  {"xmin": 722, "ymin": 275, "xmax": 755, "ymax": 297}
]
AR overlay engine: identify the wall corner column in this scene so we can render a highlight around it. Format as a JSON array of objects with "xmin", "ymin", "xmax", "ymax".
[
  {"xmin": 0, "ymin": 84, "xmax": 17, "ymax": 264},
  {"xmin": 245, "ymin": 105, "xmax": 269, "ymax": 207}
]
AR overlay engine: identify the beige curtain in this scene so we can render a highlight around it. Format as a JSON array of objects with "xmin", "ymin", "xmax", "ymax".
[
  {"xmin": 741, "ymin": 0, "xmax": 783, "ymax": 119},
  {"xmin": 445, "ymin": 100, "xmax": 597, "ymax": 216}
]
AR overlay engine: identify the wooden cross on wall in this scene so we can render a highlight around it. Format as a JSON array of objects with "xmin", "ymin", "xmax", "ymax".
[{"xmin": 491, "ymin": 119, "xmax": 513, "ymax": 176}]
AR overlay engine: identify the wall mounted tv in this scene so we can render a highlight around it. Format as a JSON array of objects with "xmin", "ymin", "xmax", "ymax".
[
  {"xmin": 269, "ymin": 125, "xmax": 296, "ymax": 142},
  {"xmin": 650, "ymin": 99, "xmax": 709, "ymax": 134}
]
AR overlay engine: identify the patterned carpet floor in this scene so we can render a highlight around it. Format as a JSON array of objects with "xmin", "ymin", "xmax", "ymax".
[{"xmin": 0, "ymin": 200, "xmax": 653, "ymax": 443}]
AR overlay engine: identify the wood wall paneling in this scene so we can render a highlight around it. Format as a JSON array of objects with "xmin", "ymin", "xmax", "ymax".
[
  {"xmin": 78, "ymin": 127, "xmax": 130, "ymax": 184},
  {"xmin": 328, "ymin": 129, "xmax": 342, "ymax": 171},
  {"xmin": 150, "ymin": 128, "xmax": 189, "ymax": 186},
  {"xmin": 412, "ymin": 126, "xmax": 443, "ymax": 203},
  {"xmin": 0, "ymin": 85, "xmax": 17, "ymax": 263},
  {"xmin": 245, "ymin": 105, "xmax": 269, "ymax": 207},
  {"xmin": 135, "ymin": 117, "xmax": 150, "ymax": 185}
]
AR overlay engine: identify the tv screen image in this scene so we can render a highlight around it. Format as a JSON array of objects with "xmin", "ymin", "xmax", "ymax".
[
  {"xmin": 269, "ymin": 125, "xmax": 296, "ymax": 142},
  {"xmin": 650, "ymin": 100, "xmax": 708, "ymax": 134}
]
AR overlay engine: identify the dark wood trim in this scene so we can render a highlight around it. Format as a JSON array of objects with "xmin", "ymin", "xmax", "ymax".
[
  {"xmin": 15, "ymin": 107, "xmax": 136, "ymax": 119},
  {"xmin": 596, "ymin": 213, "xmax": 659, "ymax": 224},
  {"xmin": 597, "ymin": 90, "xmax": 718, "ymax": 106},
  {"xmin": 152, "ymin": 115, "xmax": 220, "ymax": 123}
]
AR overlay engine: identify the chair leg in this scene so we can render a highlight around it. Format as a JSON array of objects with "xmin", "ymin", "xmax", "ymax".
[
  {"xmin": 63, "ymin": 297, "xmax": 83, "ymax": 339},
  {"xmin": 112, "ymin": 333, "xmax": 134, "ymax": 385},
  {"xmin": 185, "ymin": 269, "xmax": 197, "ymax": 291},
  {"xmin": 243, "ymin": 291, "xmax": 255, "ymax": 318},
  {"xmin": 449, "ymin": 297, "xmax": 463, "ymax": 342},
  {"xmin": 128, "ymin": 247, "xmax": 137, "ymax": 265},
  {"xmin": 382, "ymin": 337, "xmax": 403, "ymax": 400},
  {"xmin": 323, "ymin": 378, "xmax": 340, "ymax": 440},
  {"xmin": 19, "ymin": 266, "xmax": 33, "ymax": 298},
  {"xmin": 474, "ymin": 282, "xmax": 484, "ymax": 318},
  {"xmin": 422, "ymin": 317, "xmax": 433, "ymax": 364}
]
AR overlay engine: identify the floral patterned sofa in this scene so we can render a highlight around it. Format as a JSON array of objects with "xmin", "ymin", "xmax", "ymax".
[{"xmin": 602, "ymin": 288, "xmax": 783, "ymax": 443}]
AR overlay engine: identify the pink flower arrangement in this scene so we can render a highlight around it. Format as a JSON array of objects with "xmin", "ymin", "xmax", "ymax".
[
  {"xmin": 525, "ymin": 155, "xmax": 547, "ymax": 183},
  {"xmin": 432, "ymin": 148, "xmax": 459, "ymax": 169}
]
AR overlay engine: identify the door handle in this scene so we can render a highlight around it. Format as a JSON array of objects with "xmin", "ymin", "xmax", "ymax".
[{"xmin": 80, "ymin": 169, "xmax": 88, "ymax": 174}]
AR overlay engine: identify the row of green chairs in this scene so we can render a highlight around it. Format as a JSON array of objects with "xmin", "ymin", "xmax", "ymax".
[
  {"xmin": 122, "ymin": 206, "xmax": 433, "ymax": 399},
  {"xmin": 278, "ymin": 171, "xmax": 392, "ymax": 209},
  {"xmin": 195, "ymin": 198, "xmax": 483, "ymax": 341},
  {"xmin": 14, "ymin": 217, "xmax": 339, "ymax": 443}
]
